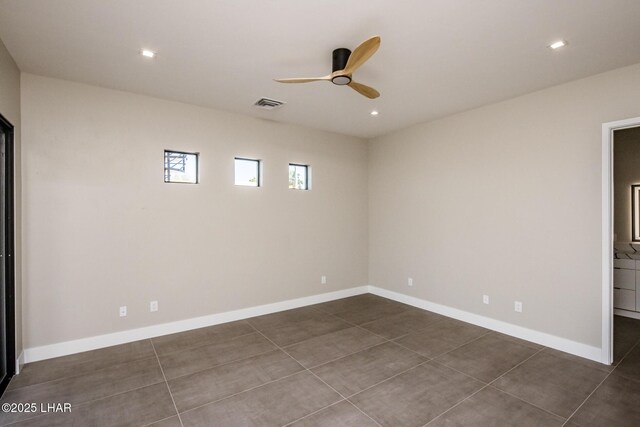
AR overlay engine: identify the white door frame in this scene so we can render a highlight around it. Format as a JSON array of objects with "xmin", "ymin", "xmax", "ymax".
[{"xmin": 602, "ymin": 116, "xmax": 640, "ymax": 365}]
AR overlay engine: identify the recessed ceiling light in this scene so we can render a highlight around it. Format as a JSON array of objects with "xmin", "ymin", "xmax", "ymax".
[
  {"xmin": 141, "ymin": 49, "xmax": 156, "ymax": 58},
  {"xmin": 549, "ymin": 40, "xmax": 567, "ymax": 50},
  {"xmin": 370, "ymin": 110, "xmax": 379, "ymax": 116}
]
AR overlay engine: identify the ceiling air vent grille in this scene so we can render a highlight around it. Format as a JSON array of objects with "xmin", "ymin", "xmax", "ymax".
[{"xmin": 254, "ymin": 98, "xmax": 285, "ymax": 110}]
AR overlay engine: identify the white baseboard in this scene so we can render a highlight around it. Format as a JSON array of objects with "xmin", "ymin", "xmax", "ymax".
[
  {"xmin": 15, "ymin": 351, "xmax": 24, "ymax": 374},
  {"xmin": 22, "ymin": 285, "xmax": 605, "ymax": 365},
  {"xmin": 614, "ymin": 308, "xmax": 640, "ymax": 320},
  {"xmin": 369, "ymin": 286, "xmax": 604, "ymax": 364},
  {"xmin": 23, "ymin": 286, "xmax": 369, "ymax": 364}
]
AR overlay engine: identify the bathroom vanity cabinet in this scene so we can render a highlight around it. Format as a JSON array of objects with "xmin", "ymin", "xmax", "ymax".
[{"xmin": 614, "ymin": 258, "xmax": 640, "ymax": 313}]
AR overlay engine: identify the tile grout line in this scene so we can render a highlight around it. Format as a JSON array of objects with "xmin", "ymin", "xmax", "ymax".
[
  {"xmin": 1, "ymin": 353, "xmax": 160, "ymax": 394},
  {"xmin": 10, "ymin": 300, "xmax": 633, "ymax": 426},
  {"xmin": 486, "ymin": 347, "xmax": 546, "ymax": 387},
  {"xmin": 2, "ymin": 354, "xmax": 176, "ymax": 427},
  {"xmin": 325, "ymin": 305, "xmax": 498, "ymax": 363},
  {"xmin": 9, "ymin": 308, "xmax": 362, "ymax": 422},
  {"xmin": 6, "ymin": 326, "xmax": 258, "ymax": 394},
  {"xmin": 152, "ymin": 327, "xmax": 259, "ymax": 359},
  {"xmin": 482, "ymin": 350, "xmax": 613, "ymax": 422},
  {"xmin": 247, "ymin": 308, "xmax": 438, "ymax": 404},
  {"xmin": 317, "ymin": 310, "xmax": 394, "ymax": 341},
  {"xmin": 150, "ymin": 340, "xmax": 185, "ymax": 427},
  {"xmin": 246, "ymin": 326, "xmax": 347, "ymax": 401},
  {"xmin": 560, "ymin": 371, "xmax": 612, "ymax": 427},
  {"xmin": 478, "ymin": 347, "xmax": 569, "ymax": 425},
  {"xmin": 302, "ymin": 341, "xmax": 390, "ymax": 370},
  {"xmin": 281, "ymin": 399, "xmax": 347, "ymax": 426},
  {"xmin": 300, "ymin": 302, "xmax": 551, "ymax": 422},
  {"xmin": 162, "ymin": 345, "xmax": 279, "ymax": 382},
  {"xmin": 485, "ymin": 384, "xmax": 569, "ymax": 422},
  {"xmin": 483, "ymin": 347, "xmax": 573, "ymax": 421},
  {"xmin": 344, "ymin": 359, "xmax": 431, "ymax": 399},
  {"xmin": 141, "ymin": 414, "xmax": 179, "ymax": 427},
  {"xmin": 14, "ymin": 337, "xmax": 554, "ymax": 427},
  {"xmin": 357, "ymin": 314, "xmax": 455, "ymax": 342},
  {"xmin": 390, "ymin": 329, "xmax": 493, "ymax": 366},
  {"xmin": 3, "ymin": 331, "xmax": 284, "ymax": 425},
  {"xmin": 422, "ymin": 384, "xmax": 491, "ymax": 427},
  {"xmin": 1, "ymin": 379, "xmax": 169, "ymax": 427},
  {"xmin": 607, "ymin": 339, "xmax": 640, "ymax": 383},
  {"xmin": 15, "ymin": 329, "xmax": 277, "ymax": 426},
  {"xmin": 560, "ymin": 338, "xmax": 640, "ymax": 426},
  {"xmin": 423, "ymin": 346, "xmax": 548, "ymax": 427},
  {"xmin": 318, "ymin": 298, "xmax": 485, "ymax": 344},
  {"xmin": 179, "ymin": 368, "xmax": 308, "ymax": 417},
  {"xmin": 5, "ymin": 347, "xmax": 159, "ymax": 393},
  {"xmin": 392, "ymin": 326, "xmax": 494, "ymax": 347},
  {"xmin": 323, "ymin": 307, "xmax": 478, "ymax": 362},
  {"xmin": 174, "ymin": 310, "xmax": 381, "ymax": 417},
  {"xmin": 246, "ymin": 324, "xmax": 384, "ymax": 427},
  {"xmin": 343, "ymin": 400, "xmax": 384, "ymax": 427},
  {"xmin": 272, "ymin": 308, "xmax": 409, "ymax": 371}
]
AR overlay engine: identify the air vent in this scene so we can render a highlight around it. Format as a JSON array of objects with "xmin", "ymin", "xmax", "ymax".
[{"xmin": 254, "ymin": 98, "xmax": 285, "ymax": 110}]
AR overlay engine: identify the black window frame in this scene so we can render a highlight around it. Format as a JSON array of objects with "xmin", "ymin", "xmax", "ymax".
[
  {"xmin": 164, "ymin": 149, "xmax": 199, "ymax": 184},
  {"xmin": 289, "ymin": 163, "xmax": 309, "ymax": 190},
  {"xmin": 234, "ymin": 157, "xmax": 261, "ymax": 187}
]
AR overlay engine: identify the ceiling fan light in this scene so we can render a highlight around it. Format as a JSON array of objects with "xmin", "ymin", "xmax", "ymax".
[{"xmin": 332, "ymin": 75, "xmax": 351, "ymax": 85}]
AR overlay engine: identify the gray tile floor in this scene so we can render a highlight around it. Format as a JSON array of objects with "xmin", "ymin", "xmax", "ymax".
[{"xmin": 1, "ymin": 294, "xmax": 640, "ymax": 426}]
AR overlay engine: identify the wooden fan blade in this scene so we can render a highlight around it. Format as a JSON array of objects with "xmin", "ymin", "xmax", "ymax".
[
  {"xmin": 348, "ymin": 81, "xmax": 380, "ymax": 99},
  {"xmin": 342, "ymin": 36, "xmax": 381, "ymax": 75},
  {"xmin": 274, "ymin": 76, "xmax": 331, "ymax": 83}
]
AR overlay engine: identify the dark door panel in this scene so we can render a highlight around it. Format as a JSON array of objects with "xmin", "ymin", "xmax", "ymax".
[{"xmin": 0, "ymin": 113, "xmax": 15, "ymax": 396}]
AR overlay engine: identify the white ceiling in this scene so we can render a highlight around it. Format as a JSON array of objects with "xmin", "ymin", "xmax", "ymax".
[{"xmin": 1, "ymin": 0, "xmax": 640, "ymax": 139}]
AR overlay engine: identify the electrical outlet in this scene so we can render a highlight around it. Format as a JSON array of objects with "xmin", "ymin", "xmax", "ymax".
[
  {"xmin": 321, "ymin": 275, "xmax": 327, "ymax": 284},
  {"xmin": 514, "ymin": 301, "xmax": 523, "ymax": 313},
  {"xmin": 408, "ymin": 277, "xmax": 413, "ymax": 287},
  {"xmin": 483, "ymin": 295, "xmax": 489, "ymax": 304},
  {"xmin": 150, "ymin": 301, "xmax": 158, "ymax": 312},
  {"xmin": 119, "ymin": 306, "xmax": 127, "ymax": 317}
]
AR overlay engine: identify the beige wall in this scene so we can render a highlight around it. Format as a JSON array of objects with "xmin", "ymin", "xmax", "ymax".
[
  {"xmin": 369, "ymin": 63, "xmax": 640, "ymax": 348},
  {"xmin": 21, "ymin": 73, "xmax": 368, "ymax": 348},
  {"xmin": 0, "ymin": 38, "xmax": 22, "ymax": 359},
  {"xmin": 614, "ymin": 127, "xmax": 640, "ymax": 242}
]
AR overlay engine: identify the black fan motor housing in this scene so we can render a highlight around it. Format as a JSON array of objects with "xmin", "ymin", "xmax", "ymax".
[
  {"xmin": 331, "ymin": 48, "xmax": 352, "ymax": 85},
  {"xmin": 332, "ymin": 48, "xmax": 351, "ymax": 72}
]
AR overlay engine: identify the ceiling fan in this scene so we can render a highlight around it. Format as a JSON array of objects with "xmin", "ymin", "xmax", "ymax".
[{"xmin": 274, "ymin": 36, "xmax": 381, "ymax": 99}]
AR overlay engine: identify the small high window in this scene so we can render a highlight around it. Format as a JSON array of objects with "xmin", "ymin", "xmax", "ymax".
[
  {"xmin": 235, "ymin": 157, "xmax": 261, "ymax": 187},
  {"xmin": 164, "ymin": 150, "xmax": 198, "ymax": 184},
  {"xmin": 289, "ymin": 163, "xmax": 309, "ymax": 190}
]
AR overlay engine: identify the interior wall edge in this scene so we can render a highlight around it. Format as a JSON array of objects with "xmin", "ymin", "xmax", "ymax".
[
  {"xmin": 369, "ymin": 285, "xmax": 603, "ymax": 364},
  {"xmin": 15, "ymin": 351, "xmax": 24, "ymax": 374}
]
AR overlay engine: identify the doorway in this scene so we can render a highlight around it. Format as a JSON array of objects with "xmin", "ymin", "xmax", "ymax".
[
  {"xmin": 0, "ymin": 113, "xmax": 15, "ymax": 395},
  {"xmin": 602, "ymin": 117, "xmax": 640, "ymax": 365}
]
